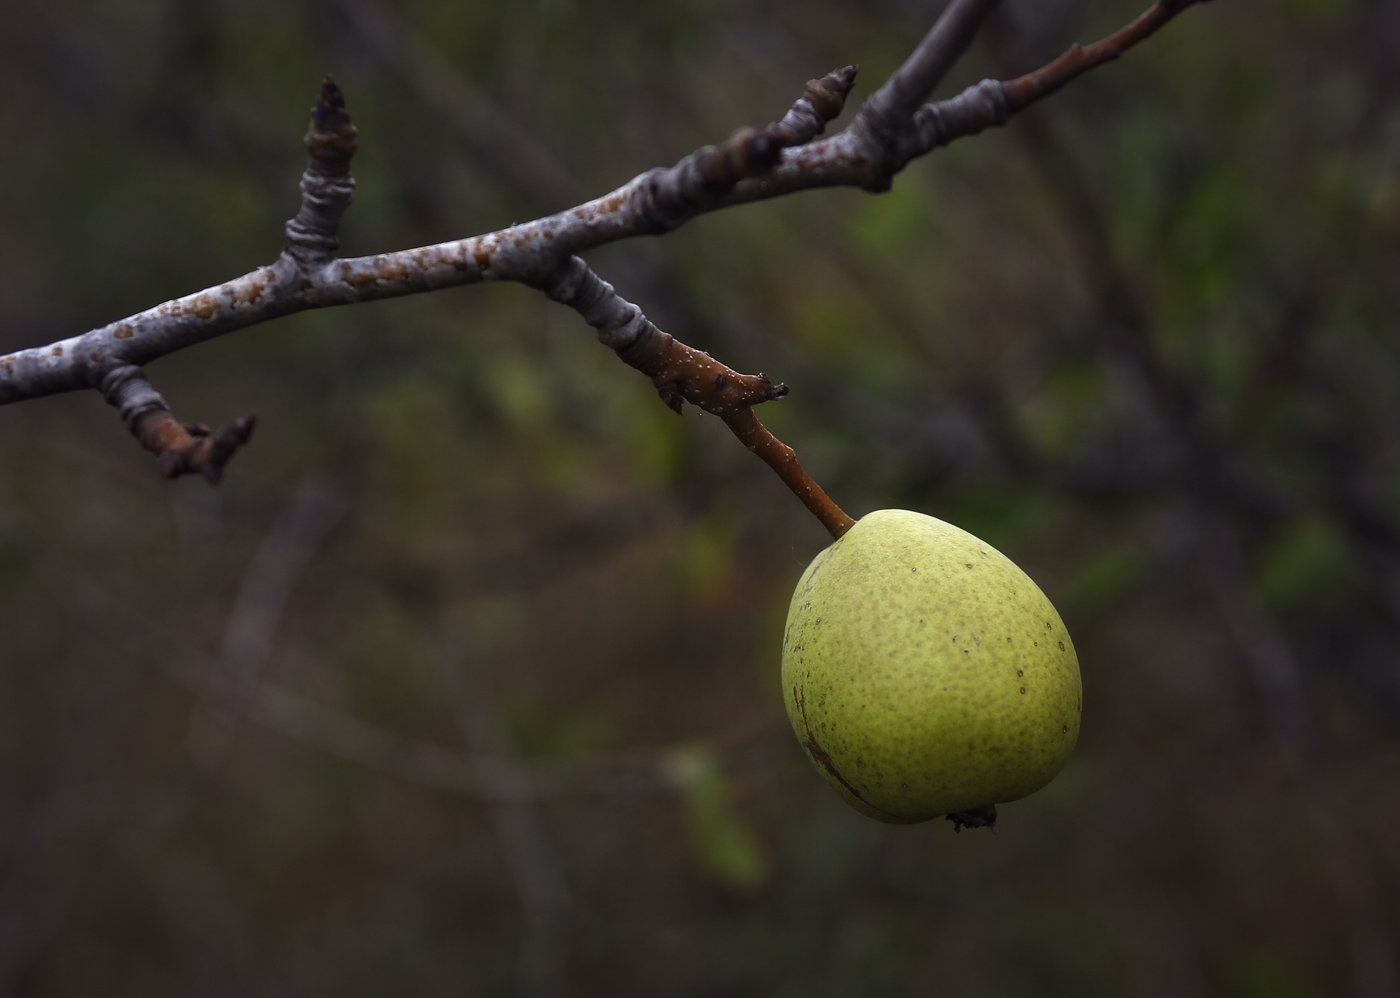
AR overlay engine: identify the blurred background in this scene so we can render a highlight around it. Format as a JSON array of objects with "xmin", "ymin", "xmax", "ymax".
[{"xmin": 1, "ymin": 0, "xmax": 1398, "ymax": 994}]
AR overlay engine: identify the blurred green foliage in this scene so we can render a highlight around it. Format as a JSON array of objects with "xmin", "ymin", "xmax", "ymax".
[{"xmin": 663, "ymin": 745, "xmax": 768, "ymax": 892}]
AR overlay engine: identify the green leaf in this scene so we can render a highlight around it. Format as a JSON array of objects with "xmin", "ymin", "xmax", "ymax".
[{"xmin": 662, "ymin": 745, "xmax": 767, "ymax": 891}]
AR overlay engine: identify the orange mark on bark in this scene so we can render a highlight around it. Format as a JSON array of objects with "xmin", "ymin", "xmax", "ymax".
[
  {"xmin": 593, "ymin": 191, "xmax": 627, "ymax": 214},
  {"xmin": 231, "ymin": 273, "xmax": 271, "ymax": 306}
]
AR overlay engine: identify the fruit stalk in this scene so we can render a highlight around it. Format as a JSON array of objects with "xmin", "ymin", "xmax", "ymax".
[{"xmin": 723, "ymin": 410, "xmax": 854, "ymax": 540}]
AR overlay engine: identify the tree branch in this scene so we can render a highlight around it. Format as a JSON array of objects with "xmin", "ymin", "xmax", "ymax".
[
  {"xmin": 852, "ymin": 0, "xmax": 1004, "ymax": 187},
  {"xmin": 0, "ymin": 0, "xmax": 1209, "ymax": 532}
]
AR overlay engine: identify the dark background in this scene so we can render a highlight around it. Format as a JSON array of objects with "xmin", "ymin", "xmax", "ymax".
[{"xmin": 1, "ymin": 0, "xmax": 1398, "ymax": 994}]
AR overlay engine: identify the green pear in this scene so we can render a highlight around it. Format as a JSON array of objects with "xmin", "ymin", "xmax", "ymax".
[{"xmin": 782, "ymin": 509, "xmax": 1080, "ymax": 826}]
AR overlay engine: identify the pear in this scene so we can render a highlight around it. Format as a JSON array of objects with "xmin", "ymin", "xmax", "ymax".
[{"xmin": 782, "ymin": 509, "xmax": 1080, "ymax": 826}]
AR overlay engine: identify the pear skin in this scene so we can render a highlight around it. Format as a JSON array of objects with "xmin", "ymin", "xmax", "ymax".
[{"xmin": 782, "ymin": 509, "xmax": 1081, "ymax": 824}]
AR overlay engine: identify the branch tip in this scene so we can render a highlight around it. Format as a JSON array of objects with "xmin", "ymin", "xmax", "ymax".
[
  {"xmin": 653, "ymin": 62, "xmax": 865, "ymax": 215},
  {"xmin": 1000, "ymin": 0, "xmax": 1204, "ymax": 113},
  {"xmin": 145, "ymin": 411, "xmax": 258, "ymax": 483},
  {"xmin": 806, "ymin": 65, "xmax": 859, "ymax": 120},
  {"xmin": 315, "ymin": 74, "xmax": 347, "ymax": 120},
  {"xmin": 286, "ymin": 74, "xmax": 358, "ymax": 265},
  {"xmin": 99, "ymin": 363, "xmax": 256, "ymax": 483},
  {"xmin": 305, "ymin": 74, "xmax": 358, "ymax": 170}
]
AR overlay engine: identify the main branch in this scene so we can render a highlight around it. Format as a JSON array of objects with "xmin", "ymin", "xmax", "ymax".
[{"xmin": 0, "ymin": 0, "xmax": 1209, "ymax": 534}]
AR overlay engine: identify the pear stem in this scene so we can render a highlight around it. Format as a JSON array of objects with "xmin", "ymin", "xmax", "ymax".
[{"xmin": 723, "ymin": 410, "xmax": 855, "ymax": 540}]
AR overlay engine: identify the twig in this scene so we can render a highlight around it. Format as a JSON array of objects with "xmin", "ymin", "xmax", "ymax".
[
  {"xmin": 1001, "ymin": 0, "xmax": 1214, "ymax": 114},
  {"xmin": 285, "ymin": 76, "xmax": 359, "ymax": 265},
  {"xmin": 335, "ymin": 0, "xmax": 579, "ymax": 208},
  {"xmin": 98, "ymin": 363, "xmax": 257, "ymax": 484}
]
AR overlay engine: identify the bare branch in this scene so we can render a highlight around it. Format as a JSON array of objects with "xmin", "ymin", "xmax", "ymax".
[
  {"xmin": 0, "ymin": 3, "xmax": 1196, "ymax": 405},
  {"xmin": 336, "ymin": 0, "xmax": 580, "ymax": 208},
  {"xmin": 1000, "ymin": 0, "xmax": 1211, "ymax": 113},
  {"xmin": 0, "ymin": 0, "xmax": 1210, "ymax": 529}
]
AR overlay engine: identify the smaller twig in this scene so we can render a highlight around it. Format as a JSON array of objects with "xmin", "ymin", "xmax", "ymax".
[
  {"xmin": 98, "ymin": 364, "xmax": 256, "ymax": 483},
  {"xmin": 767, "ymin": 66, "xmax": 861, "ymax": 148},
  {"xmin": 899, "ymin": 0, "xmax": 1208, "ymax": 164},
  {"xmin": 643, "ymin": 65, "xmax": 858, "ymax": 230},
  {"xmin": 283, "ymin": 75, "xmax": 358, "ymax": 267},
  {"xmin": 689, "ymin": 65, "xmax": 859, "ymax": 190},
  {"xmin": 1000, "ymin": 0, "xmax": 1211, "ymax": 114},
  {"xmin": 538, "ymin": 257, "xmax": 855, "ymax": 539},
  {"xmin": 90, "ymin": 83, "xmax": 358, "ymax": 480}
]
